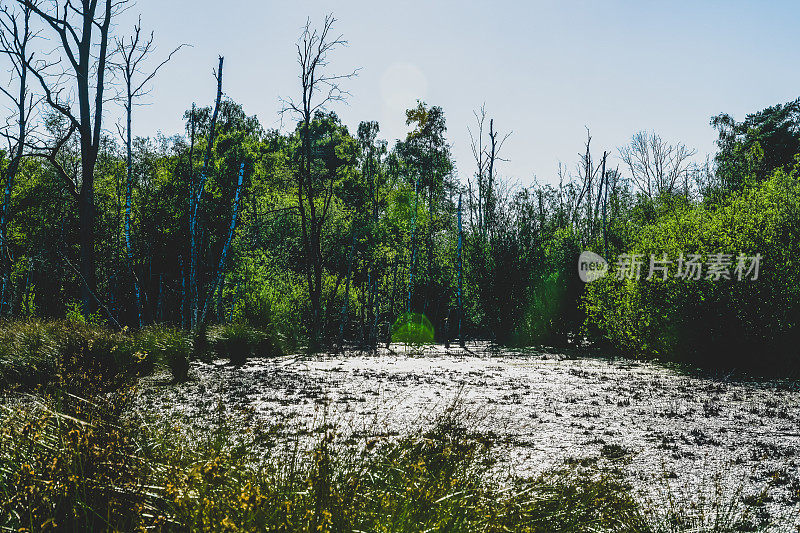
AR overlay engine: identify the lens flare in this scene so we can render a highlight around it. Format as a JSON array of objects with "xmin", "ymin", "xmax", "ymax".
[{"xmin": 391, "ymin": 312, "xmax": 435, "ymax": 345}]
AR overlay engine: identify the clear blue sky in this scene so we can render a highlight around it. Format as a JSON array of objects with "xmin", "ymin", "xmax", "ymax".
[{"xmin": 119, "ymin": 0, "xmax": 800, "ymax": 186}]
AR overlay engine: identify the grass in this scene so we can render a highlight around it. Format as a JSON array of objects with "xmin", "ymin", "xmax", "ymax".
[
  {"xmin": 0, "ymin": 319, "xmax": 287, "ymax": 389},
  {"xmin": 0, "ymin": 319, "xmax": 193, "ymax": 390},
  {"xmin": 207, "ymin": 322, "xmax": 275, "ymax": 366},
  {"xmin": 1, "ymin": 386, "xmax": 656, "ymax": 532}
]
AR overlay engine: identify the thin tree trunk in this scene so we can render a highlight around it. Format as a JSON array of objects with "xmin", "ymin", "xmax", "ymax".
[
  {"xmin": 407, "ymin": 177, "xmax": 419, "ymax": 313},
  {"xmin": 125, "ymin": 84, "xmax": 142, "ymax": 326},
  {"xmin": 190, "ymin": 56, "xmax": 224, "ymax": 330},
  {"xmin": 457, "ymin": 193, "xmax": 464, "ymax": 348},
  {"xmin": 594, "ymin": 151, "xmax": 607, "ymax": 244},
  {"xmin": 338, "ymin": 232, "xmax": 355, "ymax": 350},
  {"xmin": 200, "ymin": 161, "xmax": 244, "ymax": 326},
  {"xmin": 386, "ymin": 256, "xmax": 398, "ymax": 348}
]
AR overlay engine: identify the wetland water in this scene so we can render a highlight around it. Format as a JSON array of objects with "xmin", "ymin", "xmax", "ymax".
[{"xmin": 137, "ymin": 344, "xmax": 800, "ymax": 530}]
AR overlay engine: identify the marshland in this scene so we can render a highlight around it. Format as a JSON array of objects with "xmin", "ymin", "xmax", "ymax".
[{"xmin": 2, "ymin": 1, "xmax": 800, "ymax": 531}]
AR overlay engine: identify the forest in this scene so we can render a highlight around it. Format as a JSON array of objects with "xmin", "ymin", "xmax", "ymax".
[{"xmin": 2, "ymin": 1, "xmax": 800, "ymax": 532}]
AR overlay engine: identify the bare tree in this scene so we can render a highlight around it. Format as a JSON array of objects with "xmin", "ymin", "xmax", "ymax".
[
  {"xmin": 619, "ymin": 131, "xmax": 696, "ymax": 198},
  {"xmin": 0, "ymin": 2, "xmax": 36, "ymax": 314},
  {"xmin": 16, "ymin": 0, "xmax": 129, "ymax": 316},
  {"xmin": 570, "ymin": 129, "xmax": 599, "ymax": 228},
  {"xmin": 113, "ymin": 17, "xmax": 185, "ymax": 326},
  {"xmin": 468, "ymin": 104, "xmax": 510, "ymax": 236},
  {"xmin": 468, "ymin": 105, "xmax": 487, "ymax": 232},
  {"xmin": 281, "ymin": 14, "xmax": 358, "ymax": 350},
  {"xmin": 485, "ymin": 117, "xmax": 509, "ymax": 234},
  {"xmin": 189, "ymin": 56, "xmax": 224, "ymax": 330}
]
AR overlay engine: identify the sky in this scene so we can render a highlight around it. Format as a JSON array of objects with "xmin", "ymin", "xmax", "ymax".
[{"xmin": 115, "ymin": 0, "xmax": 800, "ymax": 187}]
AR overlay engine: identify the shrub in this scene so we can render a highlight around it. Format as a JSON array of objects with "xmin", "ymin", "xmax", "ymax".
[
  {"xmin": 0, "ymin": 320, "xmax": 194, "ymax": 389},
  {"xmin": 208, "ymin": 322, "xmax": 266, "ymax": 365},
  {"xmin": 584, "ymin": 169, "xmax": 800, "ymax": 372},
  {"xmin": 229, "ymin": 262, "xmax": 302, "ymax": 353},
  {"xmin": 134, "ymin": 326, "xmax": 191, "ymax": 382},
  {"xmin": 0, "ymin": 320, "xmax": 147, "ymax": 390}
]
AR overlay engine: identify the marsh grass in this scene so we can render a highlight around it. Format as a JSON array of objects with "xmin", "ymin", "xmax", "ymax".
[
  {"xmin": 0, "ymin": 320, "xmax": 192, "ymax": 390},
  {"xmin": 0, "ymin": 382, "xmax": 663, "ymax": 533},
  {"xmin": 207, "ymin": 322, "xmax": 268, "ymax": 366},
  {"xmin": 642, "ymin": 466, "xmax": 772, "ymax": 532}
]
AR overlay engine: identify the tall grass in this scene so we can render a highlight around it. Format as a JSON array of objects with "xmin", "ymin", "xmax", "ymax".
[
  {"xmin": 208, "ymin": 322, "xmax": 274, "ymax": 366},
  {"xmin": 0, "ymin": 386, "xmax": 660, "ymax": 532},
  {"xmin": 0, "ymin": 320, "xmax": 192, "ymax": 389}
]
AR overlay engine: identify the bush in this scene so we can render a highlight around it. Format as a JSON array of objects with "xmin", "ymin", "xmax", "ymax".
[
  {"xmin": 208, "ymin": 322, "xmax": 266, "ymax": 365},
  {"xmin": 0, "ymin": 320, "xmax": 147, "ymax": 390},
  {"xmin": 584, "ymin": 169, "xmax": 800, "ymax": 372},
  {"xmin": 134, "ymin": 326, "xmax": 192, "ymax": 382},
  {"xmin": 0, "ymin": 320, "xmax": 194, "ymax": 389},
  {"xmin": 229, "ymin": 261, "xmax": 302, "ymax": 353}
]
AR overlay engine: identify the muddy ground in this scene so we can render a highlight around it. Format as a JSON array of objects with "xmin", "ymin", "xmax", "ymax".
[{"xmin": 136, "ymin": 344, "xmax": 800, "ymax": 530}]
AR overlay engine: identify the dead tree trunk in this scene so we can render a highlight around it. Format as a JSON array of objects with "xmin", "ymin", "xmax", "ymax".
[
  {"xmin": 190, "ymin": 56, "xmax": 223, "ymax": 329},
  {"xmin": 0, "ymin": 4, "xmax": 33, "ymax": 315},
  {"xmin": 21, "ymin": 0, "xmax": 124, "ymax": 317}
]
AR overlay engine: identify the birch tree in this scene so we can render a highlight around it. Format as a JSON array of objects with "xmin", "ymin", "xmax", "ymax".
[
  {"xmin": 200, "ymin": 162, "xmax": 245, "ymax": 326},
  {"xmin": 189, "ymin": 56, "xmax": 223, "ymax": 329},
  {"xmin": 113, "ymin": 18, "xmax": 184, "ymax": 326}
]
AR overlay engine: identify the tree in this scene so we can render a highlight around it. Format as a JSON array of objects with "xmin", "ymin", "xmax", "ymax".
[
  {"xmin": 189, "ymin": 56, "xmax": 224, "ymax": 330},
  {"xmin": 468, "ymin": 105, "xmax": 509, "ymax": 237},
  {"xmin": 356, "ymin": 120, "xmax": 387, "ymax": 348},
  {"xmin": 113, "ymin": 17, "xmax": 184, "ymax": 326},
  {"xmin": 396, "ymin": 102, "xmax": 454, "ymax": 317},
  {"xmin": 17, "ymin": 0, "xmax": 127, "ymax": 316},
  {"xmin": 619, "ymin": 131, "xmax": 695, "ymax": 199},
  {"xmin": 0, "ymin": 2, "xmax": 35, "ymax": 313},
  {"xmin": 712, "ymin": 98, "xmax": 800, "ymax": 191},
  {"xmin": 281, "ymin": 15, "xmax": 357, "ymax": 350}
]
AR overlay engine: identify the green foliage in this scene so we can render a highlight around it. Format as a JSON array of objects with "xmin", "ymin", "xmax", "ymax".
[
  {"xmin": 228, "ymin": 258, "xmax": 301, "ymax": 353},
  {"xmin": 208, "ymin": 322, "xmax": 267, "ymax": 365},
  {"xmin": 134, "ymin": 326, "xmax": 192, "ymax": 382},
  {"xmin": 585, "ymin": 169, "xmax": 800, "ymax": 372},
  {"xmin": 0, "ymin": 320, "xmax": 194, "ymax": 388},
  {"xmin": 0, "ymin": 320, "xmax": 145, "ymax": 390},
  {"xmin": 4, "ymin": 73, "xmax": 800, "ymax": 369},
  {"xmin": 712, "ymin": 97, "xmax": 800, "ymax": 191},
  {"xmin": 64, "ymin": 301, "xmax": 104, "ymax": 328}
]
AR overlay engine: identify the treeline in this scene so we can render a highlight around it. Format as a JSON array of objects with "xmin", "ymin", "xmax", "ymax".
[{"xmin": 0, "ymin": 3, "xmax": 799, "ymax": 369}]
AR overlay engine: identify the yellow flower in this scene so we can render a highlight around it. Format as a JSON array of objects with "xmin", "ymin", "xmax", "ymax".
[{"xmin": 221, "ymin": 516, "xmax": 237, "ymax": 531}]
